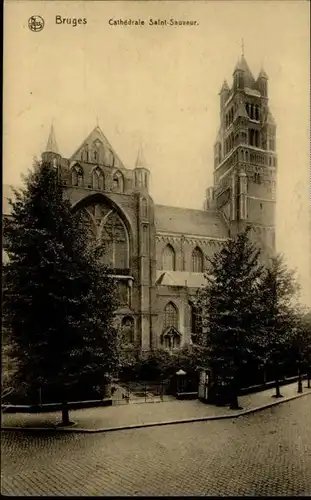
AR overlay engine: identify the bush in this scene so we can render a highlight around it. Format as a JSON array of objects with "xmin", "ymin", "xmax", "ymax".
[{"xmin": 118, "ymin": 345, "xmax": 202, "ymax": 383}]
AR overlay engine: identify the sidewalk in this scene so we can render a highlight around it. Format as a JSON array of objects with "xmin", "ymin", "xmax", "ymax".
[{"xmin": 2, "ymin": 381, "xmax": 310, "ymax": 433}]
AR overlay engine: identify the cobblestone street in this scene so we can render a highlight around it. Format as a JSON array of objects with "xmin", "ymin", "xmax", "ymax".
[{"xmin": 1, "ymin": 396, "xmax": 311, "ymax": 496}]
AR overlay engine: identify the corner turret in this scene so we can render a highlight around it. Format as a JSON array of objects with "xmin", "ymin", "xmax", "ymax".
[{"xmin": 134, "ymin": 143, "xmax": 150, "ymax": 193}]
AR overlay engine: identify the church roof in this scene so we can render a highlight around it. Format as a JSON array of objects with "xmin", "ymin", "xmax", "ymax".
[
  {"xmin": 156, "ymin": 270, "xmax": 207, "ymax": 288},
  {"xmin": 233, "ymin": 56, "xmax": 255, "ymax": 88},
  {"xmin": 45, "ymin": 124, "xmax": 59, "ymax": 154},
  {"xmin": 244, "ymin": 87, "xmax": 261, "ymax": 98},
  {"xmin": 70, "ymin": 126, "xmax": 125, "ymax": 169},
  {"xmin": 154, "ymin": 204, "xmax": 229, "ymax": 238}
]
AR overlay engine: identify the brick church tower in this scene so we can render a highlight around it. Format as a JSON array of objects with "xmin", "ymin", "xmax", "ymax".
[{"xmin": 207, "ymin": 53, "xmax": 277, "ymax": 263}]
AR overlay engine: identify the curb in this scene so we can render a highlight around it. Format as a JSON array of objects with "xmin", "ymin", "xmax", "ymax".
[{"xmin": 2, "ymin": 390, "xmax": 310, "ymax": 435}]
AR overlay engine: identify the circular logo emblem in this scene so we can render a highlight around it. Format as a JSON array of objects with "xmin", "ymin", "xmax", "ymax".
[{"xmin": 28, "ymin": 15, "xmax": 45, "ymax": 32}]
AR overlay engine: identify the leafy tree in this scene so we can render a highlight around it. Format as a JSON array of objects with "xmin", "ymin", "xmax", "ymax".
[
  {"xmin": 196, "ymin": 227, "xmax": 264, "ymax": 409},
  {"xmin": 3, "ymin": 161, "xmax": 119, "ymax": 425},
  {"xmin": 118, "ymin": 346, "xmax": 141, "ymax": 381},
  {"xmin": 255, "ymin": 255, "xmax": 300, "ymax": 398},
  {"xmin": 137, "ymin": 349, "xmax": 173, "ymax": 381},
  {"xmin": 291, "ymin": 309, "xmax": 311, "ymax": 390}
]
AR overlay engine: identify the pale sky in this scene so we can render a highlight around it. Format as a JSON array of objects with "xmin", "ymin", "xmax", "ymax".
[{"xmin": 3, "ymin": 0, "xmax": 311, "ymax": 307}]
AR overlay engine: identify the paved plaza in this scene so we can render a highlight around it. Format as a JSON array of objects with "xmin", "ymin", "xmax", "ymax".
[{"xmin": 1, "ymin": 395, "xmax": 311, "ymax": 496}]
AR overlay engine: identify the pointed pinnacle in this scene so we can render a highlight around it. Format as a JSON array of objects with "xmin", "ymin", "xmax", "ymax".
[
  {"xmin": 135, "ymin": 141, "xmax": 147, "ymax": 168},
  {"xmin": 46, "ymin": 124, "xmax": 59, "ymax": 154}
]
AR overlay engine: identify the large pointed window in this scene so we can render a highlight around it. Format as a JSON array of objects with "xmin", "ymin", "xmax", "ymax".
[
  {"xmin": 192, "ymin": 247, "xmax": 204, "ymax": 273},
  {"xmin": 80, "ymin": 203, "xmax": 129, "ymax": 272},
  {"xmin": 162, "ymin": 244, "xmax": 176, "ymax": 271}
]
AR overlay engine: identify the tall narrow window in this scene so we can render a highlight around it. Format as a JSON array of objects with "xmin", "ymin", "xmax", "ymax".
[
  {"xmin": 141, "ymin": 198, "xmax": 148, "ymax": 218},
  {"xmin": 71, "ymin": 166, "xmax": 83, "ymax": 187},
  {"xmin": 192, "ymin": 247, "xmax": 204, "ymax": 273},
  {"xmin": 81, "ymin": 149, "xmax": 89, "ymax": 162},
  {"xmin": 92, "ymin": 167, "xmax": 104, "ymax": 191},
  {"xmin": 162, "ymin": 244, "xmax": 176, "ymax": 271},
  {"xmin": 143, "ymin": 225, "xmax": 148, "ymax": 253},
  {"xmin": 164, "ymin": 302, "xmax": 178, "ymax": 330},
  {"xmin": 162, "ymin": 302, "xmax": 180, "ymax": 350},
  {"xmin": 112, "ymin": 171, "xmax": 124, "ymax": 193}
]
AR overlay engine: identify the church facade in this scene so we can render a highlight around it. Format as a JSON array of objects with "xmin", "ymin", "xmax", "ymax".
[{"xmin": 3, "ymin": 56, "xmax": 277, "ymax": 352}]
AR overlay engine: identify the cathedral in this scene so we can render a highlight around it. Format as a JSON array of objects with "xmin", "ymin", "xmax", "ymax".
[{"xmin": 3, "ymin": 55, "xmax": 277, "ymax": 352}]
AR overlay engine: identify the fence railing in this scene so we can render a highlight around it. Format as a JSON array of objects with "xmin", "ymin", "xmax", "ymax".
[{"xmin": 110, "ymin": 380, "xmax": 173, "ymax": 405}]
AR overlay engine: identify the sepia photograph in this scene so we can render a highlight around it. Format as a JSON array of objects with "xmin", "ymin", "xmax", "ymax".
[{"xmin": 2, "ymin": 0, "xmax": 311, "ymax": 496}]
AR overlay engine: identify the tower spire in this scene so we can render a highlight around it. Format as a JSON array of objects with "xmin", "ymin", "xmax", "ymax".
[
  {"xmin": 241, "ymin": 38, "xmax": 244, "ymax": 57},
  {"xmin": 46, "ymin": 123, "xmax": 59, "ymax": 154}
]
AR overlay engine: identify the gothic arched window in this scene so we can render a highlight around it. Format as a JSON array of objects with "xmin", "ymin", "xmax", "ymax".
[
  {"xmin": 162, "ymin": 302, "xmax": 180, "ymax": 350},
  {"xmin": 112, "ymin": 171, "xmax": 124, "ymax": 193},
  {"xmin": 164, "ymin": 302, "xmax": 178, "ymax": 330},
  {"xmin": 192, "ymin": 247, "xmax": 204, "ymax": 273},
  {"xmin": 92, "ymin": 167, "xmax": 104, "ymax": 191},
  {"xmin": 162, "ymin": 244, "xmax": 176, "ymax": 271},
  {"xmin": 101, "ymin": 210, "xmax": 128, "ymax": 270},
  {"xmin": 71, "ymin": 165, "xmax": 84, "ymax": 187},
  {"xmin": 81, "ymin": 148, "xmax": 89, "ymax": 162},
  {"xmin": 141, "ymin": 198, "xmax": 148, "ymax": 218},
  {"xmin": 81, "ymin": 203, "xmax": 129, "ymax": 272}
]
